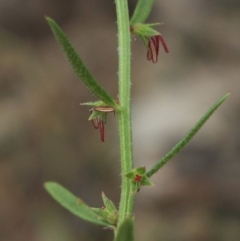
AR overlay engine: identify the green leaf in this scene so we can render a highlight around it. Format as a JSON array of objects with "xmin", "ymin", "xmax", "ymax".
[
  {"xmin": 130, "ymin": 0, "xmax": 155, "ymax": 25},
  {"xmin": 146, "ymin": 93, "xmax": 230, "ymax": 177},
  {"xmin": 45, "ymin": 17, "xmax": 117, "ymax": 108},
  {"xmin": 44, "ymin": 182, "xmax": 110, "ymax": 227},
  {"xmin": 115, "ymin": 217, "xmax": 134, "ymax": 241}
]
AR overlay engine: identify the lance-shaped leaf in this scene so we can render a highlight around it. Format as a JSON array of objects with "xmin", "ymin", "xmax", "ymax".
[
  {"xmin": 130, "ymin": 0, "xmax": 155, "ymax": 25},
  {"xmin": 46, "ymin": 17, "xmax": 117, "ymax": 108},
  {"xmin": 146, "ymin": 93, "xmax": 230, "ymax": 177},
  {"xmin": 44, "ymin": 182, "xmax": 110, "ymax": 227},
  {"xmin": 114, "ymin": 217, "xmax": 134, "ymax": 241}
]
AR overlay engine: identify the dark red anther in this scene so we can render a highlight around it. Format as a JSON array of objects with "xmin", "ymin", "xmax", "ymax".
[
  {"xmin": 147, "ymin": 34, "xmax": 169, "ymax": 63},
  {"xmin": 99, "ymin": 119, "xmax": 105, "ymax": 142}
]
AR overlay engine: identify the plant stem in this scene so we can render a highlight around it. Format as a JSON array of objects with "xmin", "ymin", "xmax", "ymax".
[{"xmin": 115, "ymin": 0, "xmax": 134, "ymax": 227}]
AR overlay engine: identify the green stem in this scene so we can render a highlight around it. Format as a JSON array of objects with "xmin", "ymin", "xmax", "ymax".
[{"xmin": 115, "ymin": 0, "xmax": 134, "ymax": 227}]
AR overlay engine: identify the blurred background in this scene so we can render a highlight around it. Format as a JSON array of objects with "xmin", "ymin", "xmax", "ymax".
[{"xmin": 0, "ymin": 0, "xmax": 240, "ymax": 241}]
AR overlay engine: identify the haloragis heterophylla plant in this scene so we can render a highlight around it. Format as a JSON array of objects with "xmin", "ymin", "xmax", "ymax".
[{"xmin": 44, "ymin": 0, "xmax": 230, "ymax": 240}]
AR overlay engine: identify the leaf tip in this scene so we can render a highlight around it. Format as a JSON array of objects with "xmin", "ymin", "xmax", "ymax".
[
  {"xmin": 44, "ymin": 15, "xmax": 50, "ymax": 21},
  {"xmin": 44, "ymin": 181, "xmax": 59, "ymax": 193},
  {"xmin": 45, "ymin": 16, "xmax": 55, "ymax": 25},
  {"xmin": 44, "ymin": 181, "xmax": 53, "ymax": 189}
]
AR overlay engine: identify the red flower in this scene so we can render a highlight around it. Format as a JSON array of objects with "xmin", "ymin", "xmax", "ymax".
[
  {"xmin": 147, "ymin": 35, "xmax": 169, "ymax": 63},
  {"xmin": 90, "ymin": 106, "xmax": 115, "ymax": 142}
]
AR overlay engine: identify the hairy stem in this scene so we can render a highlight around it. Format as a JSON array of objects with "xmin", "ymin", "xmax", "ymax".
[{"xmin": 115, "ymin": 0, "xmax": 134, "ymax": 228}]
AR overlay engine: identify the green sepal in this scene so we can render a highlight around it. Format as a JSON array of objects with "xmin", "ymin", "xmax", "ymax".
[
  {"xmin": 44, "ymin": 182, "xmax": 110, "ymax": 227},
  {"xmin": 88, "ymin": 110, "xmax": 103, "ymax": 120},
  {"xmin": 140, "ymin": 175, "xmax": 153, "ymax": 186},
  {"xmin": 91, "ymin": 192, "xmax": 118, "ymax": 227},
  {"xmin": 88, "ymin": 111, "xmax": 107, "ymax": 124},
  {"xmin": 135, "ymin": 166, "xmax": 146, "ymax": 175},
  {"xmin": 131, "ymin": 23, "xmax": 160, "ymax": 38},
  {"xmin": 125, "ymin": 166, "xmax": 146, "ymax": 178},
  {"xmin": 91, "ymin": 207, "xmax": 118, "ymax": 227},
  {"xmin": 81, "ymin": 100, "xmax": 105, "ymax": 107},
  {"xmin": 45, "ymin": 17, "xmax": 117, "ymax": 108},
  {"xmin": 131, "ymin": 23, "xmax": 163, "ymax": 48}
]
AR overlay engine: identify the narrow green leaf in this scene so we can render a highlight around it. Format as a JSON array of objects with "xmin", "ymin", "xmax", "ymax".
[
  {"xmin": 130, "ymin": 0, "xmax": 155, "ymax": 25},
  {"xmin": 115, "ymin": 217, "xmax": 134, "ymax": 241},
  {"xmin": 45, "ymin": 17, "xmax": 116, "ymax": 108},
  {"xmin": 44, "ymin": 182, "xmax": 110, "ymax": 227},
  {"xmin": 146, "ymin": 93, "xmax": 230, "ymax": 177}
]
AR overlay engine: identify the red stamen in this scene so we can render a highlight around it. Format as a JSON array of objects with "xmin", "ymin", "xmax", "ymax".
[
  {"xmin": 99, "ymin": 119, "xmax": 105, "ymax": 142},
  {"xmin": 151, "ymin": 37, "xmax": 158, "ymax": 63},
  {"xmin": 147, "ymin": 41, "xmax": 153, "ymax": 61},
  {"xmin": 147, "ymin": 37, "xmax": 158, "ymax": 63},
  {"xmin": 146, "ymin": 35, "xmax": 169, "ymax": 63},
  {"xmin": 154, "ymin": 35, "xmax": 160, "ymax": 56},
  {"xmin": 92, "ymin": 118, "xmax": 99, "ymax": 129},
  {"xmin": 158, "ymin": 35, "xmax": 169, "ymax": 53}
]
